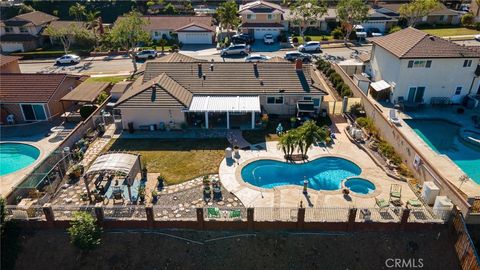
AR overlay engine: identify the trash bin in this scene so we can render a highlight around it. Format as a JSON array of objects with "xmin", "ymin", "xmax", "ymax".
[{"xmin": 128, "ymin": 122, "xmax": 134, "ymax": 133}]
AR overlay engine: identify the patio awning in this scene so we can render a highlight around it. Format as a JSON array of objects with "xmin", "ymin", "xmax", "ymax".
[
  {"xmin": 370, "ymin": 80, "xmax": 391, "ymax": 92},
  {"xmin": 187, "ymin": 96, "xmax": 261, "ymax": 112},
  {"xmin": 297, "ymin": 100, "xmax": 315, "ymax": 112},
  {"xmin": 61, "ymin": 81, "xmax": 111, "ymax": 103},
  {"xmin": 85, "ymin": 153, "xmax": 141, "ymax": 178}
]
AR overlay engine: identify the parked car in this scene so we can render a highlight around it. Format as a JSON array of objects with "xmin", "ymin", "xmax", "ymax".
[
  {"xmin": 367, "ymin": 28, "xmax": 383, "ymax": 37},
  {"xmin": 55, "ymin": 54, "xmax": 81, "ymax": 65},
  {"xmin": 245, "ymin": 54, "xmax": 270, "ymax": 62},
  {"xmin": 298, "ymin": 41, "xmax": 321, "ymax": 53},
  {"xmin": 221, "ymin": 44, "xmax": 250, "ymax": 56},
  {"xmin": 135, "ymin": 50, "xmax": 157, "ymax": 60},
  {"xmin": 284, "ymin": 51, "xmax": 312, "ymax": 62},
  {"xmin": 475, "ymin": 34, "xmax": 480, "ymax": 42},
  {"xmin": 231, "ymin": 33, "xmax": 254, "ymax": 44},
  {"xmin": 263, "ymin": 34, "xmax": 275, "ymax": 45}
]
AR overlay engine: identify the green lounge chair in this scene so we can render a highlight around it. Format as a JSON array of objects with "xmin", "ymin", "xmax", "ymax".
[
  {"xmin": 375, "ymin": 198, "xmax": 390, "ymax": 211},
  {"xmin": 389, "ymin": 184, "xmax": 402, "ymax": 203},
  {"xmin": 207, "ymin": 207, "xmax": 221, "ymax": 219},
  {"xmin": 407, "ymin": 199, "xmax": 422, "ymax": 208},
  {"xmin": 229, "ymin": 209, "xmax": 241, "ymax": 220}
]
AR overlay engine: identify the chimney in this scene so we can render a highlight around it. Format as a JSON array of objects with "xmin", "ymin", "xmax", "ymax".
[
  {"xmin": 210, "ymin": 64, "xmax": 214, "ymax": 71},
  {"xmin": 198, "ymin": 63, "xmax": 202, "ymax": 78},
  {"xmin": 295, "ymin": 59, "xmax": 303, "ymax": 70}
]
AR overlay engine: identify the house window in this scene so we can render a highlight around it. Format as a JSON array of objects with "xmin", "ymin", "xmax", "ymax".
[
  {"xmin": 267, "ymin": 96, "xmax": 283, "ymax": 104},
  {"xmin": 19, "ymin": 27, "xmax": 28, "ymax": 33},
  {"xmin": 454, "ymin": 86, "xmax": 462, "ymax": 95},
  {"xmin": 246, "ymin": 14, "xmax": 256, "ymax": 20},
  {"xmin": 407, "ymin": 60, "xmax": 432, "ymax": 68},
  {"xmin": 5, "ymin": 27, "xmax": 13, "ymax": 33},
  {"xmin": 154, "ymin": 31, "xmax": 159, "ymax": 37},
  {"xmin": 267, "ymin": 14, "xmax": 273, "ymax": 20},
  {"xmin": 464, "ymin": 60, "xmax": 473, "ymax": 67},
  {"xmin": 21, "ymin": 104, "xmax": 47, "ymax": 121}
]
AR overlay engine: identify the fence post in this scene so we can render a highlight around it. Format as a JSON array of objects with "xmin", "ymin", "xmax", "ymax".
[
  {"xmin": 297, "ymin": 207, "xmax": 306, "ymax": 229},
  {"xmin": 94, "ymin": 203, "xmax": 104, "ymax": 225},
  {"xmin": 42, "ymin": 203, "xmax": 55, "ymax": 227},
  {"xmin": 196, "ymin": 208, "xmax": 204, "ymax": 229},
  {"xmin": 347, "ymin": 208, "xmax": 357, "ymax": 231},
  {"xmin": 400, "ymin": 208, "xmax": 411, "ymax": 230},
  {"xmin": 146, "ymin": 204, "xmax": 154, "ymax": 228},
  {"xmin": 247, "ymin": 208, "xmax": 254, "ymax": 230}
]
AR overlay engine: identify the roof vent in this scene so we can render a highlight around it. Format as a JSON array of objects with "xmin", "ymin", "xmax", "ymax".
[
  {"xmin": 198, "ymin": 63, "xmax": 202, "ymax": 78},
  {"xmin": 210, "ymin": 64, "xmax": 214, "ymax": 71},
  {"xmin": 260, "ymin": 79, "xmax": 264, "ymax": 86},
  {"xmin": 253, "ymin": 63, "xmax": 259, "ymax": 78},
  {"xmin": 429, "ymin": 36, "xmax": 435, "ymax": 41},
  {"xmin": 151, "ymin": 85, "xmax": 157, "ymax": 102}
]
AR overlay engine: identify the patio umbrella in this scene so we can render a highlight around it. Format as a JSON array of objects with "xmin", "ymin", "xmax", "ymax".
[{"xmin": 276, "ymin": 123, "xmax": 284, "ymax": 135}]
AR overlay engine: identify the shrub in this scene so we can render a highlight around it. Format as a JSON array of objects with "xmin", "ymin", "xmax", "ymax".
[
  {"xmin": 349, "ymin": 103, "xmax": 364, "ymax": 117},
  {"xmin": 292, "ymin": 36, "xmax": 299, "ymax": 43},
  {"xmin": 68, "ymin": 212, "xmax": 102, "ymax": 250},
  {"xmin": 325, "ymin": 68, "xmax": 335, "ymax": 77},
  {"xmin": 341, "ymin": 86, "xmax": 353, "ymax": 97},
  {"xmin": 356, "ymin": 117, "xmax": 378, "ymax": 136},
  {"xmin": 329, "ymin": 72, "xmax": 342, "ymax": 86},
  {"xmin": 389, "ymin": 26, "xmax": 402, "ymax": 34},
  {"xmin": 378, "ymin": 141, "xmax": 395, "ymax": 159},
  {"xmin": 462, "ymin": 13, "xmax": 474, "ymax": 26},
  {"xmin": 331, "ymin": 27, "xmax": 343, "ymax": 39},
  {"xmin": 278, "ymin": 31, "xmax": 288, "ymax": 42},
  {"xmin": 96, "ymin": 91, "xmax": 109, "ymax": 104},
  {"xmin": 79, "ymin": 105, "xmax": 98, "ymax": 119},
  {"xmin": 475, "ymin": 22, "xmax": 480, "ymax": 31},
  {"xmin": 305, "ymin": 36, "xmax": 312, "ymax": 42}
]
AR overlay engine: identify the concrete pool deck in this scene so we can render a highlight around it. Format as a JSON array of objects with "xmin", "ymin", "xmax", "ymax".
[{"xmin": 219, "ymin": 123, "xmax": 418, "ymax": 208}]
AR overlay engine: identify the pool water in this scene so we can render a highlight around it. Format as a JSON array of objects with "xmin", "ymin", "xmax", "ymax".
[
  {"xmin": 344, "ymin": 178, "xmax": 376, "ymax": 194},
  {"xmin": 0, "ymin": 143, "xmax": 40, "ymax": 176},
  {"xmin": 405, "ymin": 119, "xmax": 480, "ymax": 184},
  {"xmin": 241, "ymin": 157, "xmax": 362, "ymax": 191}
]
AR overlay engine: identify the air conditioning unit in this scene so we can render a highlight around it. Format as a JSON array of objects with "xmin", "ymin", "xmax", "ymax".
[
  {"xmin": 421, "ymin": 181, "xmax": 440, "ymax": 205},
  {"xmin": 433, "ymin": 196, "xmax": 453, "ymax": 220}
]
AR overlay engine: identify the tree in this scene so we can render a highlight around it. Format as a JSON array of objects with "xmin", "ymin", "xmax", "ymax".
[
  {"xmin": 298, "ymin": 120, "xmax": 328, "ymax": 156},
  {"xmin": 18, "ymin": 4, "xmax": 35, "ymax": 15},
  {"xmin": 399, "ymin": 0, "xmax": 439, "ymax": 27},
  {"xmin": 287, "ymin": 0, "xmax": 327, "ymax": 44},
  {"xmin": 44, "ymin": 23, "xmax": 92, "ymax": 55},
  {"xmin": 217, "ymin": 0, "xmax": 240, "ymax": 33},
  {"xmin": 158, "ymin": 38, "xmax": 168, "ymax": 53},
  {"xmin": 85, "ymin": 10, "xmax": 101, "ymax": 48},
  {"xmin": 163, "ymin": 3, "xmax": 177, "ymax": 14},
  {"xmin": 68, "ymin": 212, "xmax": 102, "ymax": 250},
  {"xmin": 476, "ymin": 0, "xmax": 480, "ymax": 17},
  {"xmin": 277, "ymin": 131, "xmax": 296, "ymax": 158},
  {"xmin": 108, "ymin": 11, "xmax": 150, "ymax": 74},
  {"xmin": 461, "ymin": 13, "xmax": 475, "ymax": 26},
  {"xmin": 69, "ymin": 3, "xmax": 86, "ymax": 21},
  {"xmin": 337, "ymin": 0, "xmax": 369, "ymax": 44}
]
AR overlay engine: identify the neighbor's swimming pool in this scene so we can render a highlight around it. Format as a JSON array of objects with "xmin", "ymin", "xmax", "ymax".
[
  {"xmin": 241, "ymin": 157, "xmax": 362, "ymax": 191},
  {"xmin": 405, "ymin": 119, "xmax": 480, "ymax": 184},
  {"xmin": 0, "ymin": 143, "xmax": 40, "ymax": 176}
]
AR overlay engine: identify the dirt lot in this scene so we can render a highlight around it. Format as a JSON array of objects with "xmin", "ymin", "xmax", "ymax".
[{"xmin": 9, "ymin": 228, "xmax": 459, "ymax": 270}]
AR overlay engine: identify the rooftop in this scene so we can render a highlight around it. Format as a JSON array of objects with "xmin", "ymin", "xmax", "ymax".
[
  {"xmin": 0, "ymin": 54, "xmax": 21, "ymax": 67},
  {"xmin": 238, "ymin": 0, "xmax": 284, "ymax": 13},
  {"xmin": 1, "ymin": 11, "xmax": 58, "ymax": 27},
  {"xmin": 377, "ymin": 3, "xmax": 459, "ymax": 16},
  {"xmin": 118, "ymin": 15, "xmax": 214, "ymax": 32}
]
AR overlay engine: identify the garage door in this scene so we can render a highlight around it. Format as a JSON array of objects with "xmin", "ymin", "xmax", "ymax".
[
  {"xmin": 1, "ymin": 42, "xmax": 24, "ymax": 52},
  {"xmin": 179, "ymin": 32, "xmax": 212, "ymax": 44},
  {"xmin": 254, "ymin": 28, "xmax": 280, "ymax": 39}
]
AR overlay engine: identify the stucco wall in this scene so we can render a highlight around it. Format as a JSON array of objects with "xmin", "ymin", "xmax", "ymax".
[
  {"xmin": 0, "ymin": 60, "xmax": 20, "ymax": 73},
  {"xmin": 47, "ymin": 76, "xmax": 81, "ymax": 119},
  {"xmin": 241, "ymin": 13, "xmax": 282, "ymax": 24},
  {"xmin": 260, "ymin": 94, "xmax": 323, "ymax": 115},
  {"xmin": 1, "ymin": 103, "xmax": 25, "ymax": 122},
  {"xmin": 120, "ymin": 108, "xmax": 186, "ymax": 129}
]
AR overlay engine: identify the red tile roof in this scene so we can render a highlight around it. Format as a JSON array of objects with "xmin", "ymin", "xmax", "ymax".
[
  {"xmin": 0, "ymin": 54, "xmax": 21, "ymax": 67},
  {"xmin": 1, "ymin": 11, "xmax": 58, "ymax": 27},
  {"xmin": 117, "ymin": 15, "xmax": 213, "ymax": 32},
  {"xmin": 0, "ymin": 74, "xmax": 70, "ymax": 103}
]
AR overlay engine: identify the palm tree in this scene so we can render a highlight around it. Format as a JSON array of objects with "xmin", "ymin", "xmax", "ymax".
[
  {"xmin": 277, "ymin": 131, "xmax": 296, "ymax": 159},
  {"xmin": 158, "ymin": 38, "xmax": 167, "ymax": 54},
  {"xmin": 69, "ymin": 3, "xmax": 86, "ymax": 22},
  {"xmin": 217, "ymin": 0, "xmax": 240, "ymax": 34},
  {"xmin": 85, "ymin": 10, "xmax": 101, "ymax": 48},
  {"xmin": 298, "ymin": 120, "xmax": 328, "ymax": 156}
]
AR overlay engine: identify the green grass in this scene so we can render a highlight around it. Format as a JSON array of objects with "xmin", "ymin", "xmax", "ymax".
[
  {"xmin": 420, "ymin": 27, "xmax": 480, "ymax": 37},
  {"xmin": 104, "ymin": 138, "xmax": 229, "ymax": 185},
  {"xmin": 85, "ymin": 76, "xmax": 128, "ymax": 84},
  {"xmin": 140, "ymin": 45, "xmax": 173, "ymax": 52},
  {"xmin": 293, "ymin": 35, "xmax": 334, "ymax": 44}
]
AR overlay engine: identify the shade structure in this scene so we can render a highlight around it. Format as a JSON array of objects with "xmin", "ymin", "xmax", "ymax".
[
  {"xmin": 188, "ymin": 95, "xmax": 261, "ymax": 112},
  {"xmin": 61, "ymin": 81, "xmax": 111, "ymax": 103},
  {"xmin": 370, "ymin": 80, "xmax": 391, "ymax": 92},
  {"xmin": 85, "ymin": 153, "xmax": 141, "ymax": 181}
]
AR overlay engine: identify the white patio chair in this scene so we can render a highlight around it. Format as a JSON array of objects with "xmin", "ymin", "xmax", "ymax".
[{"xmin": 388, "ymin": 109, "xmax": 401, "ymax": 126}]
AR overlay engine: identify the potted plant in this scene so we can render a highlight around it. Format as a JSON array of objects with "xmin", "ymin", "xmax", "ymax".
[
  {"xmin": 151, "ymin": 190, "xmax": 159, "ymax": 204},
  {"xmin": 141, "ymin": 159, "xmax": 148, "ymax": 179},
  {"xmin": 261, "ymin": 114, "xmax": 269, "ymax": 129},
  {"xmin": 290, "ymin": 117, "xmax": 297, "ymax": 128},
  {"xmin": 69, "ymin": 164, "xmax": 84, "ymax": 179},
  {"xmin": 342, "ymin": 188, "xmax": 350, "ymax": 197},
  {"xmin": 233, "ymin": 145, "xmax": 240, "ymax": 156},
  {"xmin": 157, "ymin": 175, "xmax": 165, "ymax": 190},
  {"xmin": 203, "ymin": 175, "xmax": 211, "ymax": 186},
  {"xmin": 138, "ymin": 186, "xmax": 146, "ymax": 203}
]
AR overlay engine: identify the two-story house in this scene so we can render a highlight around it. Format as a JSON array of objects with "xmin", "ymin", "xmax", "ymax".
[
  {"xmin": 0, "ymin": 11, "xmax": 58, "ymax": 52},
  {"xmin": 368, "ymin": 27, "xmax": 480, "ymax": 105},
  {"xmin": 376, "ymin": 3, "xmax": 461, "ymax": 26},
  {"xmin": 238, "ymin": 0, "xmax": 286, "ymax": 39}
]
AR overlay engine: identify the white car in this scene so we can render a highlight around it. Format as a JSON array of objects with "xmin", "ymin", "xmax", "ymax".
[
  {"xmin": 298, "ymin": 41, "xmax": 321, "ymax": 53},
  {"xmin": 55, "ymin": 54, "xmax": 81, "ymax": 65},
  {"xmin": 475, "ymin": 34, "xmax": 480, "ymax": 42},
  {"xmin": 263, "ymin": 34, "xmax": 275, "ymax": 44},
  {"xmin": 245, "ymin": 54, "xmax": 270, "ymax": 62},
  {"xmin": 136, "ymin": 50, "xmax": 157, "ymax": 60}
]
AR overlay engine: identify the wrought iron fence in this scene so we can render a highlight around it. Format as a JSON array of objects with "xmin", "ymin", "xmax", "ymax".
[
  {"xmin": 51, "ymin": 205, "xmax": 95, "ymax": 221},
  {"xmin": 203, "ymin": 207, "xmax": 247, "ymax": 221},
  {"xmin": 153, "ymin": 205, "xmax": 197, "ymax": 221},
  {"xmin": 356, "ymin": 207, "xmax": 403, "ymax": 223},
  {"xmin": 407, "ymin": 206, "xmax": 449, "ymax": 223},
  {"xmin": 103, "ymin": 205, "xmax": 147, "ymax": 220},
  {"xmin": 254, "ymin": 207, "xmax": 298, "ymax": 222},
  {"xmin": 5, "ymin": 205, "xmax": 45, "ymax": 221},
  {"xmin": 305, "ymin": 207, "xmax": 350, "ymax": 222}
]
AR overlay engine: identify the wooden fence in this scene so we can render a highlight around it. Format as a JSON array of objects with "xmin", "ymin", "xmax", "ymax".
[{"xmin": 451, "ymin": 208, "xmax": 480, "ymax": 270}]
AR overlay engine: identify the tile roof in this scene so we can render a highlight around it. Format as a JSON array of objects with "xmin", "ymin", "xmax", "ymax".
[
  {"xmin": 0, "ymin": 74, "xmax": 69, "ymax": 103},
  {"xmin": 240, "ymin": 22, "xmax": 284, "ymax": 28},
  {"xmin": 377, "ymin": 3, "xmax": 459, "ymax": 16},
  {"xmin": 370, "ymin": 27, "xmax": 480, "ymax": 58},
  {"xmin": 2, "ymin": 11, "xmax": 58, "ymax": 27},
  {"xmin": 117, "ymin": 15, "xmax": 213, "ymax": 32},
  {"xmin": 47, "ymin": 20, "xmax": 86, "ymax": 30},
  {"xmin": 175, "ymin": 22, "xmax": 214, "ymax": 32},
  {"xmin": 110, "ymin": 81, "xmax": 132, "ymax": 94},
  {"xmin": 265, "ymin": 56, "xmax": 289, "ymax": 63},
  {"xmin": 0, "ymin": 54, "xmax": 21, "ymax": 67},
  {"xmin": 152, "ymin": 52, "xmax": 208, "ymax": 63},
  {"xmin": 239, "ymin": 1, "xmax": 284, "ymax": 13}
]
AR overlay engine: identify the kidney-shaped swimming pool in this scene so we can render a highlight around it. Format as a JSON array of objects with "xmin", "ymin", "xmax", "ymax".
[{"xmin": 241, "ymin": 157, "xmax": 362, "ymax": 191}]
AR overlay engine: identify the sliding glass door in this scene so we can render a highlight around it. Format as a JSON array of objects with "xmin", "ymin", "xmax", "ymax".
[
  {"xmin": 407, "ymin": 87, "xmax": 425, "ymax": 103},
  {"xmin": 21, "ymin": 104, "xmax": 47, "ymax": 121}
]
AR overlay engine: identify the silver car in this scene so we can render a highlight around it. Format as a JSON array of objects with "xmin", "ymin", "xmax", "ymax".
[
  {"xmin": 221, "ymin": 44, "xmax": 249, "ymax": 56},
  {"xmin": 245, "ymin": 54, "xmax": 270, "ymax": 62}
]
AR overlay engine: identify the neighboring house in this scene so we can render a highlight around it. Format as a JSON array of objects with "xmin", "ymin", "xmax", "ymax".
[
  {"xmin": 376, "ymin": 3, "xmax": 461, "ymax": 25},
  {"xmin": 368, "ymin": 27, "xmax": 480, "ymax": 105},
  {"xmin": 115, "ymin": 53, "xmax": 326, "ymax": 130},
  {"xmin": 0, "ymin": 54, "xmax": 21, "ymax": 73},
  {"xmin": 118, "ymin": 15, "xmax": 214, "ymax": 44},
  {"xmin": 362, "ymin": 10, "xmax": 398, "ymax": 33},
  {"xmin": 238, "ymin": 0, "xmax": 286, "ymax": 39},
  {"xmin": 0, "ymin": 11, "xmax": 58, "ymax": 52},
  {"xmin": 284, "ymin": 8, "xmax": 338, "ymax": 33},
  {"xmin": 45, "ymin": 20, "xmax": 87, "ymax": 45},
  {"xmin": 0, "ymin": 74, "xmax": 82, "ymax": 123}
]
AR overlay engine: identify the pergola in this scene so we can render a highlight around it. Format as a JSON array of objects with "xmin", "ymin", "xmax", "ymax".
[{"xmin": 60, "ymin": 81, "xmax": 111, "ymax": 120}]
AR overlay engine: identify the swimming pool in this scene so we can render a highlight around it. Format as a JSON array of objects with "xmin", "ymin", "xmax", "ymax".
[
  {"xmin": 241, "ymin": 157, "xmax": 362, "ymax": 191},
  {"xmin": 405, "ymin": 119, "xmax": 480, "ymax": 184},
  {"xmin": 0, "ymin": 143, "xmax": 40, "ymax": 176},
  {"xmin": 344, "ymin": 178, "xmax": 376, "ymax": 195}
]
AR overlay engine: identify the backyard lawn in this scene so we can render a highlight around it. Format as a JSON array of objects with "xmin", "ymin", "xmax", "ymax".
[
  {"xmin": 104, "ymin": 138, "xmax": 229, "ymax": 185},
  {"xmin": 420, "ymin": 27, "xmax": 480, "ymax": 37},
  {"xmin": 294, "ymin": 35, "xmax": 334, "ymax": 44},
  {"xmin": 85, "ymin": 75, "xmax": 129, "ymax": 84}
]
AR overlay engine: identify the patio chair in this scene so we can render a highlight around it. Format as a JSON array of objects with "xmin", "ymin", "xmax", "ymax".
[
  {"xmin": 207, "ymin": 207, "xmax": 221, "ymax": 219},
  {"xmin": 229, "ymin": 209, "xmax": 242, "ymax": 220},
  {"xmin": 407, "ymin": 199, "xmax": 422, "ymax": 208},
  {"xmin": 375, "ymin": 198, "xmax": 389, "ymax": 212},
  {"xmin": 112, "ymin": 187, "xmax": 124, "ymax": 204},
  {"xmin": 389, "ymin": 184, "xmax": 402, "ymax": 204},
  {"xmin": 388, "ymin": 109, "xmax": 401, "ymax": 126}
]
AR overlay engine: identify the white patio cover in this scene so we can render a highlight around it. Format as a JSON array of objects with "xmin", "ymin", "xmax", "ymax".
[
  {"xmin": 85, "ymin": 153, "xmax": 140, "ymax": 176},
  {"xmin": 370, "ymin": 80, "xmax": 391, "ymax": 92},
  {"xmin": 188, "ymin": 96, "xmax": 261, "ymax": 112}
]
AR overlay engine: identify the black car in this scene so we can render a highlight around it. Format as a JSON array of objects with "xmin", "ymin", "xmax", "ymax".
[
  {"xmin": 284, "ymin": 51, "xmax": 312, "ymax": 62},
  {"xmin": 231, "ymin": 33, "xmax": 255, "ymax": 44}
]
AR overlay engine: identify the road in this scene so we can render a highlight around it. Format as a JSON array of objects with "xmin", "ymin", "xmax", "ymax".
[{"xmin": 19, "ymin": 45, "xmax": 372, "ymax": 76}]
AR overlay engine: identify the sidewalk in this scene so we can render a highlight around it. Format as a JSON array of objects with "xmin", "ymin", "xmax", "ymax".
[{"xmin": 20, "ymin": 54, "xmax": 130, "ymax": 64}]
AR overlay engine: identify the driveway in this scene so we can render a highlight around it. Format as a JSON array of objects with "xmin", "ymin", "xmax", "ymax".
[{"xmin": 250, "ymin": 41, "xmax": 282, "ymax": 53}]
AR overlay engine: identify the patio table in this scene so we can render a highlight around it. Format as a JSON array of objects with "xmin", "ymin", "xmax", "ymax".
[{"xmin": 50, "ymin": 125, "xmax": 65, "ymax": 137}]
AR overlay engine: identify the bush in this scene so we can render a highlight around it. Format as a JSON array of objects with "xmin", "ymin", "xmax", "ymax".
[
  {"xmin": 349, "ymin": 103, "xmax": 364, "ymax": 117},
  {"xmin": 292, "ymin": 37, "xmax": 299, "ymax": 44},
  {"xmin": 331, "ymin": 27, "xmax": 343, "ymax": 39},
  {"xmin": 356, "ymin": 117, "xmax": 378, "ymax": 136},
  {"xmin": 68, "ymin": 212, "xmax": 102, "ymax": 250},
  {"xmin": 79, "ymin": 105, "xmax": 98, "ymax": 119},
  {"xmin": 462, "ymin": 13, "xmax": 474, "ymax": 26},
  {"xmin": 96, "ymin": 91, "xmax": 109, "ymax": 104},
  {"xmin": 325, "ymin": 68, "xmax": 335, "ymax": 77},
  {"xmin": 389, "ymin": 26, "xmax": 402, "ymax": 34},
  {"xmin": 305, "ymin": 36, "xmax": 312, "ymax": 42},
  {"xmin": 475, "ymin": 22, "xmax": 480, "ymax": 31},
  {"xmin": 341, "ymin": 85, "xmax": 353, "ymax": 97}
]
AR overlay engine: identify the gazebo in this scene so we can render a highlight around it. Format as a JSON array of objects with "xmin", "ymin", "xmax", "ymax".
[{"xmin": 83, "ymin": 152, "xmax": 142, "ymax": 203}]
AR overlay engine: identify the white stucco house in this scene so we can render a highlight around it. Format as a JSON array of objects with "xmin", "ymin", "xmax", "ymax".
[
  {"xmin": 238, "ymin": 0, "xmax": 286, "ymax": 39},
  {"xmin": 368, "ymin": 27, "xmax": 480, "ymax": 105}
]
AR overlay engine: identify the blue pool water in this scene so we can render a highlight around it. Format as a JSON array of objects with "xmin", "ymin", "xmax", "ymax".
[
  {"xmin": 0, "ymin": 143, "xmax": 40, "ymax": 176},
  {"xmin": 344, "ymin": 178, "xmax": 376, "ymax": 194},
  {"xmin": 405, "ymin": 119, "xmax": 480, "ymax": 184},
  {"xmin": 241, "ymin": 157, "xmax": 362, "ymax": 190}
]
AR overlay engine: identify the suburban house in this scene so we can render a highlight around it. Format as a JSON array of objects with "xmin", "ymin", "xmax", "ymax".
[
  {"xmin": 376, "ymin": 3, "xmax": 461, "ymax": 25},
  {"xmin": 361, "ymin": 9, "xmax": 398, "ymax": 33},
  {"xmin": 367, "ymin": 27, "xmax": 480, "ymax": 105},
  {"xmin": 115, "ymin": 53, "xmax": 326, "ymax": 130},
  {"xmin": 0, "ymin": 11, "xmax": 58, "ymax": 52},
  {"xmin": 118, "ymin": 15, "xmax": 215, "ymax": 44},
  {"xmin": 0, "ymin": 73, "xmax": 83, "ymax": 123},
  {"xmin": 0, "ymin": 54, "xmax": 21, "ymax": 73},
  {"xmin": 238, "ymin": 0, "xmax": 286, "ymax": 39},
  {"xmin": 284, "ymin": 8, "xmax": 337, "ymax": 33}
]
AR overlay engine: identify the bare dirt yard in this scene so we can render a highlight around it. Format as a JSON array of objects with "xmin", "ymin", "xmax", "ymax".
[{"xmin": 9, "ymin": 228, "xmax": 460, "ymax": 270}]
